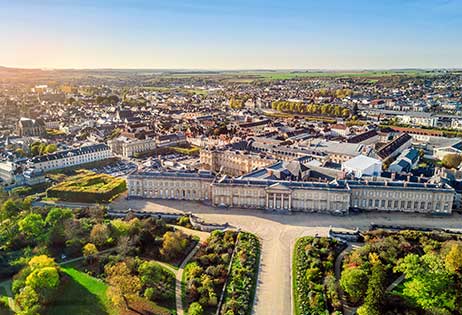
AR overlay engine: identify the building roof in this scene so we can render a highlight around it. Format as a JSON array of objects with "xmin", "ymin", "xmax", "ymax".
[
  {"xmin": 30, "ymin": 143, "xmax": 110, "ymax": 163},
  {"xmin": 342, "ymin": 155, "xmax": 382, "ymax": 170}
]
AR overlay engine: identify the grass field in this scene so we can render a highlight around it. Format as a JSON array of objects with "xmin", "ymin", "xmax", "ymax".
[
  {"xmin": 49, "ymin": 266, "xmax": 176, "ymax": 315},
  {"xmin": 155, "ymin": 69, "xmax": 442, "ymax": 81},
  {"xmin": 45, "ymin": 267, "xmax": 115, "ymax": 315}
]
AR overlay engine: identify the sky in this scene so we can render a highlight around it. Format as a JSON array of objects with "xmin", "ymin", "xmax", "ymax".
[{"xmin": 0, "ymin": 0, "xmax": 462, "ymax": 70}]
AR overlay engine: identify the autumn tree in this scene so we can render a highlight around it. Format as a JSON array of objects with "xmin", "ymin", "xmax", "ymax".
[
  {"xmin": 105, "ymin": 262, "xmax": 141, "ymax": 310},
  {"xmin": 442, "ymin": 153, "xmax": 462, "ymax": 169},
  {"xmin": 83, "ymin": 243, "xmax": 98, "ymax": 265},
  {"xmin": 90, "ymin": 223, "xmax": 111, "ymax": 247},
  {"xmin": 160, "ymin": 230, "xmax": 189, "ymax": 261}
]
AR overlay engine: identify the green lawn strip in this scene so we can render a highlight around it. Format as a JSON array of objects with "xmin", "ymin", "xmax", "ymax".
[
  {"xmin": 292, "ymin": 238, "xmax": 302, "ymax": 315},
  {"xmin": 44, "ymin": 266, "xmax": 115, "ymax": 315}
]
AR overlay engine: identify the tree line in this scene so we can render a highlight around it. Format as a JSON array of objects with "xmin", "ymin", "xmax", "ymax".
[{"xmin": 271, "ymin": 101, "xmax": 351, "ymax": 118}]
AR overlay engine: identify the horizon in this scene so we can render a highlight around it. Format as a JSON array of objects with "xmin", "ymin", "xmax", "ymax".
[
  {"xmin": 1, "ymin": 0, "xmax": 462, "ymax": 69},
  {"xmin": 1, "ymin": 65, "xmax": 461, "ymax": 72}
]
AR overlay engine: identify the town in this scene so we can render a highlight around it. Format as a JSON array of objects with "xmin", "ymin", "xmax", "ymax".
[{"xmin": 1, "ymin": 68, "xmax": 462, "ymax": 315}]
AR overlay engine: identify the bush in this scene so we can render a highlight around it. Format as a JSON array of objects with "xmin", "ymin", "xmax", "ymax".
[{"xmin": 188, "ymin": 302, "xmax": 204, "ymax": 315}]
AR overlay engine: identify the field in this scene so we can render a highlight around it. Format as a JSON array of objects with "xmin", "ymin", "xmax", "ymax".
[
  {"xmin": 155, "ymin": 69, "xmax": 442, "ymax": 82},
  {"xmin": 46, "ymin": 170, "xmax": 127, "ymax": 203},
  {"xmin": 45, "ymin": 267, "xmax": 115, "ymax": 315}
]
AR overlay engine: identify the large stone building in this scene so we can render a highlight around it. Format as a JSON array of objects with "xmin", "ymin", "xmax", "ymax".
[
  {"xmin": 108, "ymin": 133, "xmax": 187, "ymax": 158},
  {"xmin": 200, "ymin": 149, "xmax": 276, "ymax": 176},
  {"xmin": 29, "ymin": 143, "xmax": 112, "ymax": 171},
  {"xmin": 16, "ymin": 117, "xmax": 46, "ymax": 137},
  {"xmin": 127, "ymin": 165, "xmax": 455, "ymax": 215},
  {"xmin": 108, "ymin": 136, "xmax": 156, "ymax": 158}
]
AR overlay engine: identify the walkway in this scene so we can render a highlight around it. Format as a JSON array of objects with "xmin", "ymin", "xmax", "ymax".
[
  {"xmin": 0, "ymin": 279, "xmax": 16, "ymax": 313},
  {"xmin": 386, "ymin": 274, "xmax": 405, "ymax": 292},
  {"xmin": 175, "ymin": 243, "xmax": 201, "ymax": 315}
]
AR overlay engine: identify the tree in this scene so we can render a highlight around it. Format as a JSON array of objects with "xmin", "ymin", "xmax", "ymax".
[
  {"xmin": 83, "ymin": 243, "xmax": 98, "ymax": 264},
  {"xmin": 395, "ymin": 253, "xmax": 455, "ymax": 312},
  {"xmin": 90, "ymin": 223, "xmax": 111, "ymax": 247},
  {"xmin": 160, "ymin": 230, "xmax": 189, "ymax": 261},
  {"xmin": 1, "ymin": 198, "xmax": 20, "ymax": 220},
  {"xmin": 18, "ymin": 213, "xmax": 45, "ymax": 241},
  {"xmin": 15, "ymin": 285, "xmax": 40, "ymax": 314},
  {"xmin": 444, "ymin": 242, "xmax": 462, "ymax": 274},
  {"xmin": 188, "ymin": 302, "xmax": 204, "ymax": 315},
  {"xmin": 45, "ymin": 207, "xmax": 73, "ymax": 227},
  {"xmin": 105, "ymin": 262, "xmax": 141, "ymax": 310},
  {"xmin": 357, "ymin": 259, "xmax": 386, "ymax": 315},
  {"xmin": 138, "ymin": 261, "xmax": 164, "ymax": 287},
  {"xmin": 340, "ymin": 267, "xmax": 368, "ymax": 304},
  {"xmin": 442, "ymin": 154, "xmax": 462, "ymax": 169},
  {"xmin": 28, "ymin": 255, "xmax": 57, "ymax": 271},
  {"xmin": 44, "ymin": 144, "xmax": 57, "ymax": 154}
]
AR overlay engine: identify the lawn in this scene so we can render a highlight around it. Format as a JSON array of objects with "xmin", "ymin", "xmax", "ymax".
[
  {"xmin": 50, "ymin": 265, "xmax": 176, "ymax": 315},
  {"xmin": 45, "ymin": 267, "xmax": 115, "ymax": 315}
]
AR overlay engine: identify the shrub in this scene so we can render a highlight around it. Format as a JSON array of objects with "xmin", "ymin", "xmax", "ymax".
[{"xmin": 188, "ymin": 302, "xmax": 204, "ymax": 315}]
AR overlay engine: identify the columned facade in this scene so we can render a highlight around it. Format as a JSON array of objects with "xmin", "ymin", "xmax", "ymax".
[{"xmin": 127, "ymin": 172, "xmax": 455, "ymax": 215}]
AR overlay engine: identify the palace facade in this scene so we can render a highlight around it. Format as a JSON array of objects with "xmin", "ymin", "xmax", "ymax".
[{"xmin": 127, "ymin": 170, "xmax": 454, "ymax": 215}]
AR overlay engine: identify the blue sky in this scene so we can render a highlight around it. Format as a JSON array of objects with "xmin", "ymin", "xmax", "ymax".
[{"xmin": 1, "ymin": 0, "xmax": 461, "ymax": 69}]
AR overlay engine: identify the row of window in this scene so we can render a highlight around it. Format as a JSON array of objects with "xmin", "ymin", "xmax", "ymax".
[{"xmin": 351, "ymin": 198, "xmax": 450, "ymax": 211}]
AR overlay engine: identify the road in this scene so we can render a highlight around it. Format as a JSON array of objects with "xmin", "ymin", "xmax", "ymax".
[{"xmin": 113, "ymin": 199, "xmax": 462, "ymax": 315}]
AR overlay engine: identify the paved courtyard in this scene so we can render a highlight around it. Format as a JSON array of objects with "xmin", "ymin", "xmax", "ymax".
[{"xmin": 112, "ymin": 198, "xmax": 462, "ymax": 315}]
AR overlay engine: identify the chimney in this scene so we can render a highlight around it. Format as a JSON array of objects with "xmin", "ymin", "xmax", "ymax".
[
  {"xmin": 391, "ymin": 172, "xmax": 396, "ymax": 181},
  {"xmin": 407, "ymin": 175, "xmax": 411, "ymax": 182}
]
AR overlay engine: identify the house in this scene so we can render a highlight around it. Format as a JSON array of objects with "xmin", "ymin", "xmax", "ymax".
[{"xmin": 330, "ymin": 124, "xmax": 350, "ymax": 137}]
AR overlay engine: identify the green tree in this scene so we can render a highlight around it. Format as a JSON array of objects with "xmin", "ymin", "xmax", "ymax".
[
  {"xmin": 18, "ymin": 213, "xmax": 45, "ymax": 241},
  {"xmin": 0, "ymin": 198, "xmax": 20, "ymax": 220},
  {"xmin": 395, "ymin": 253, "xmax": 455, "ymax": 312},
  {"xmin": 340, "ymin": 267, "xmax": 368, "ymax": 304},
  {"xmin": 357, "ymin": 259, "xmax": 386, "ymax": 315}
]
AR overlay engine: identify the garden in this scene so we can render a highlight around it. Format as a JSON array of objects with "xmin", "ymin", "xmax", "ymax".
[
  {"xmin": 340, "ymin": 229, "xmax": 462, "ymax": 315},
  {"xmin": 0, "ymin": 195, "xmax": 199, "ymax": 315},
  {"xmin": 220, "ymin": 232, "xmax": 261, "ymax": 315},
  {"xmin": 46, "ymin": 170, "xmax": 126, "ymax": 203},
  {"xmin": 292, "ymin": 236, "xmax": 345, "ymax": 315},
  {"xmin": 183, "ymin": 230, "xmax": 237, "ymax": 315}
]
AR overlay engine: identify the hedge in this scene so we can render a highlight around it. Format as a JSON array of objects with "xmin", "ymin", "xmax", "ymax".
[
  {"xmin": 221, "ymin": 232, "xmax": 261, "ymax": 315},
  {"xmin": 292, "ymin": 236, "xmax": 343, "ymax": 315},
  {"xmin": 46, "ymin": 171, "xmax": 126, "ymax": 203}
]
